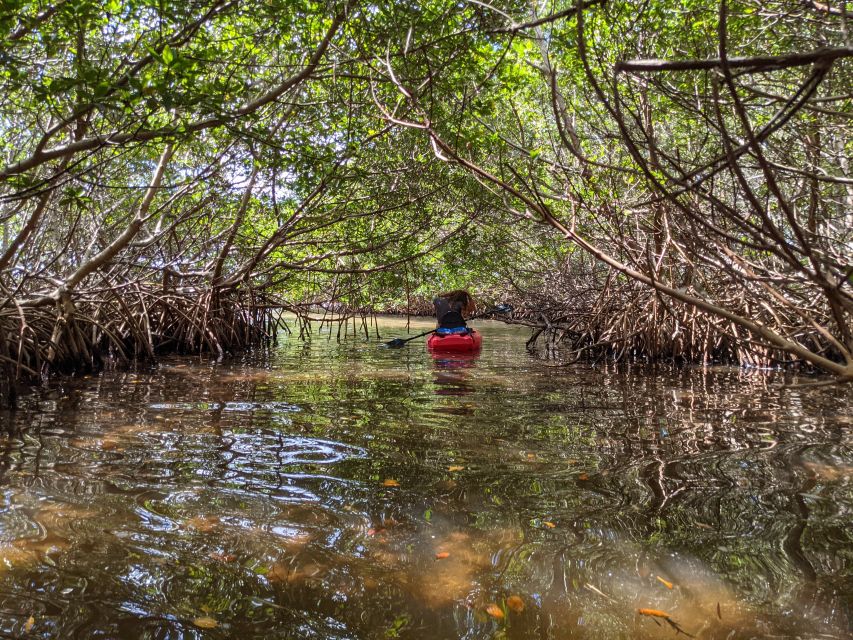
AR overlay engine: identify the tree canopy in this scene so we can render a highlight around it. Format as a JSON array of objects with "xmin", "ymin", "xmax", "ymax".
[{"xmin": 1, "ymin": 0, "xmax": 851, "ymax": 396}]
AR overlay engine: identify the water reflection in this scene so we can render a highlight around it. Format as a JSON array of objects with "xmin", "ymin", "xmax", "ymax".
[
  {"xmin": 431, "ymin": 352, "xmax": 479, "ymax": 398},
  {"xmin": 0, "ymin": 318, "xmax": 849, "ymax": 638}
]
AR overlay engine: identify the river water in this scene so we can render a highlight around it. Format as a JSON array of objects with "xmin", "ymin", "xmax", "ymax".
[{"xmin": 0, "ymin": 317, "xmax": 850, "ymax": 639}]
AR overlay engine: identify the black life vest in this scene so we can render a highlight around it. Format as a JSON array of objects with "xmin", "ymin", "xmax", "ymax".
[
  {"xmin": 438, "ymin": 309, "xmax": 467, "ymax": 329},
  {"xmin": 433, "ymin": 297, "xmax": 468, "ymax": 329}
]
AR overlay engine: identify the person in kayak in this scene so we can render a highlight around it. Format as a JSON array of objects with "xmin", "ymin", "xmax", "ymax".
[{"xmin": 433, "ymin": 290, "xmax": 476, "ymax": 334}]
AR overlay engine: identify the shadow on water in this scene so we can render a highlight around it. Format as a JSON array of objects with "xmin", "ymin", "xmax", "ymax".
[{"xmin": 0, "ymin": 316, "xmax": 850, "ymax": 638}]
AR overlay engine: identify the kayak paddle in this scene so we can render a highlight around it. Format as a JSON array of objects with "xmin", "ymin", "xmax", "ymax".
[
  {"xmin": 381, "ymin": 303, "xmax": 513, "ymax": 348},
  {"xmin": 383, "ymin": 328, "xmax": 436, "ymax": 348}
]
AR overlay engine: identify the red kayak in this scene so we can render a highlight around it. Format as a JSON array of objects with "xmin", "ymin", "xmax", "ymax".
[{"xmin": 427, "ymin": 329, "xmax": 482, "ymax": 353}]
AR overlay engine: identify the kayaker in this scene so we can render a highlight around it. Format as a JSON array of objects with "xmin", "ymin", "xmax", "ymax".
[{"xmin": 433, "ymin": 290, "xmax": 476, "ymax": 333}]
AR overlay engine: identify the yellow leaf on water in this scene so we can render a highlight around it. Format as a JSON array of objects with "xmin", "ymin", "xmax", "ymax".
[
  {"xmin": 193, "ymin": 616, "xmax": 218, "ymax": 629},
  {"xmin": 542, "ymin": 521, "xmax": 556, "ymax": 528},
  {"xmin": 638, "ymin": 608, "xmax": 670, "ymax": 619},
  {"xmin": 448, "ymin": 465, "xmax": 465, "ymax": 472},
  {"xmin": 656, "ymin": 576, "xmax": 674, "ymax": 589},
  {"xmin": 485, "ymin": 603, "xmax": 505, "ymax": 619},
  {"xmin": 24, "ymin": 616, "xmax": 34, "ymax": 633},
  {"xmin": 506, "ymin": 595, "xmax": 525, "ymax": 613},
  {"xmin": 435, "ymin": 551, "xmax": 450, "ymax": 559},
  {"xmin": 382, "ymin": 479, "xmax": 400, "ymax": 487}
]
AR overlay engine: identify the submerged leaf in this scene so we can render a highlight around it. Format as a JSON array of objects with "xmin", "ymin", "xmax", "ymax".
[
  {"xmin": 638, "ymin": 608, "xmax": 694, "ymax": 637},
  {"xmin": 656, "ymin": 576, "xmax": 674, "ymax": 589},
  {"xmin": 485, "ymin": 603, "xmax": 505, "ymax": 619},
  {"xmin": 193, "ymin": 616, "xmax": 218, "ymax": 629},
  {"xmin": 24, "ymin": 616, "xmax": 34, "ymax": 633},
  {"xmin": 435, "ymin": 551, "xmax": 450, "ymax": 559},
  {"xmin": 506, "ymin": 595, "xmax": 524, "ymax": 613},
  {"xmin": 184, "ymin": 516, "xmax": 220, "ymax": 532},
  {"xmin": 383, "ymin": 479, "xmax": 400, "ymax": 487},
  {"xmin": 448, "ymin": 465, "xmax": 465, "ymax": 472},
  {"xmin": 584, "ymin": 583, "xmax": 614, "ymax": 602},
  {"xmin": 100, "ymin": 438, "xmax": 119, "ymax": 450}
]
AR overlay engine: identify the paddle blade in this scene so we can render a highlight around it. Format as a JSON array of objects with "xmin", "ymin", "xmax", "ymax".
[{"xmin": 383, "ymin": 338, "xmax": 408, "ymax": 348}]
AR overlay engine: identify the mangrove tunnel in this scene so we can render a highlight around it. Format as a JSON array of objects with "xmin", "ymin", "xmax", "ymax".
[{"xmin": 0, "ymin": 0, "xmax": 851, "ymax": 638}]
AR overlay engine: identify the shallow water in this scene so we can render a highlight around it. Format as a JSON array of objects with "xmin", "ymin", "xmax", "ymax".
[{"xmin": 0, "ymin": 317, "xmax": 850, "ymax": 639}]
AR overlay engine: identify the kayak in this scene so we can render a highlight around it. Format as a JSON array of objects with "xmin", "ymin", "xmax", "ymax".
[{"xmin": 427, "ymin": 329, "xmax": 482, "ymax": 353}]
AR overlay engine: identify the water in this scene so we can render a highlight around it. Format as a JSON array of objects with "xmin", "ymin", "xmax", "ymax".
[{"xmin": 0, "ymin": 317, "xmax": 850, "ymax": 639}]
